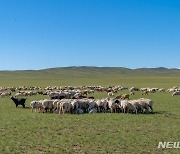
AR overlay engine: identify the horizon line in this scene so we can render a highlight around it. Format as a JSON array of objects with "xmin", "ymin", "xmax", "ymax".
[{"xmin": 0, "ymin": 66, "xmax": 180, "ymax": 71}]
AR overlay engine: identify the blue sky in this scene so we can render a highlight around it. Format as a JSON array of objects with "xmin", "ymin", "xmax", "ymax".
[{"xmin": 0, "ymin": 0, "xmax": 180, "ymax": 70}]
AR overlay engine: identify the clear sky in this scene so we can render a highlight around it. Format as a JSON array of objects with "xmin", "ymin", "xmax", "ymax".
[{"xmin": 0, "ymin": 0, "xmax": 180, "ymax": 70}]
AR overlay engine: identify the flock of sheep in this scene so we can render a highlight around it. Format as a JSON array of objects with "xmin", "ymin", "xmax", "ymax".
[
  {"xmin": 0, "ymin": 85, "xmax": 180, "ymax": 98},
  {"xmin": 0, "ymin": 85, "xmax": 179, "ymax": 114},
  {"xmin": 30, "ymin": 97, "xmax": 153, "ymax": 114}
]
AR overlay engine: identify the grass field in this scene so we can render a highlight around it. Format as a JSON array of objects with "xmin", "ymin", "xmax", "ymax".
[{"xmin": 1, "ymin": 67, "xmax": 180, "ymax": 153}]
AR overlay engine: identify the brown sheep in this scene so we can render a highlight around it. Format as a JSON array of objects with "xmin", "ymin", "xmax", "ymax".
[
  {"xmin": 130, "ymin": 92, "xmax": 135, "ymax": 96},
  {"xmin": 115, "ymin": 94, "xmax": 122, "ymax": 99},
  {"xmin": 121, "ymin": 94, "xmax": 130, "ymax": 100},
  {"xmin": 142, "ymin": 90, "xmax": 149, "ymax": 95}
]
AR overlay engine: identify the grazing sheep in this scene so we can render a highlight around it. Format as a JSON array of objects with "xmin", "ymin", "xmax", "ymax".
[
  {"xmin": 129, "ymin": 87, "xmax": 139, "ymax": 92},
  {"xmin": 148, "ymin": 88, "xmax": 157, "ymax": 93},
  {"xmin": 41, "ymin": 99, "xmax": 54, "ymax": 113},
  {"xmin": 52, "ymin": 99, "xmax": 61, "ymax": 111},
  {"xmin": 138, "ymin": 98, "xmax": 153, "ymax": 113},
  {"xmin": 142, "ymin": 90, "xmax": 149, "ymax": 95},
  {"xmin": 129, "ymin": 100, "xmax": 143, "ymax": 113},
  {"xmin": 120, "ymin": 100, "xmax": 137, "ymax": 114},
  {"xmin": 71, "ymin": 99, "xmax": 79, "ymax": 113},
  {"xmin": 15, "ymin": 92, "xmax": 23, "ymax": 97},
  {"xmin": 130, "ymin": 92, "xmax": 135, "ymax": 96},
  {"xmin": 58, "ymin": 100, "xmax": 72, "ymax": 114},
  {"xmin": 108, "ymin": 92, "xmax": 114, "ymax": 96},
  {"xmin": 107, "ymin": 98, "xmax": 119, "ymax": 113},
  {"xmin": 167, "ymin": 88, "xmax": 176, "ymax": 93},
  {"xmin": 37, "ymin": 91, "xmax": 44, "ymax": 95},
  {"xmin": 158, "ymin": 88, "xmax": 165, "ymax": 92},
  {"xmin": 25, "ymin": 85, "xmax": 156, "ymax": 114},
  {"xmin": 0, "ymin": 92, "xmax": 11, "ymax": 97},
  {"xmin": 96, "ymin": 99, "xmax": 108, "ymax": 112},
  {"xmin": 82, "ymin": 90, "xmax": 88, "ymax": 96},
  {"xmin": 76, "ymin": 99, "xmax": 89, "ymax": 113},
  {"xmin": 87, "ymin": 100, "xmax": 97, "ymax": 112},
  {"xmin": 140, "ymin": 88, "xmax": 148, "ymax": 91},
  {"xmin": 115, "ymin": 94, "xmax": 122, "ymax": 99},
  {"xmin": 30, "ymin": 100, "xmax": 42, "ymax": 112},
  {"xmin": 121, "ymin": 94, "xmax": 130, "ymax": 100}
]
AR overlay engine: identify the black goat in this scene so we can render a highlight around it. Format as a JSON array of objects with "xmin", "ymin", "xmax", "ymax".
[{"xmin": 10, "ymin": 96, "xmax": 26, "ymax": 108}]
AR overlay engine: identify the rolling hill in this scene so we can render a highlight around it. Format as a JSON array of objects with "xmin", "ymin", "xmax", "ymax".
[
  {"xmin": 1, "ymin": 66, "xmax": 180, "ymax": 76},
  {"xmin": 0, "ymin": 67, "xmax": 179, "ymax": 87}
]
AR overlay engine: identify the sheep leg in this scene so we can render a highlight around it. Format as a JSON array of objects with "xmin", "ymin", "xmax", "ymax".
[
  {"xmin": 98, "ymin": 107, "xmax": 100, "ymax": 113},
  {"xmin": 149, "ymin": 106, "xmax": 153, "ymax": 113},
  {"xmin": 135, "ymin": 108, "xmax": 137, "ymax": 114}
]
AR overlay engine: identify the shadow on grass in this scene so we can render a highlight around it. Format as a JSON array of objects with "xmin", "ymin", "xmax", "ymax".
[
  {"xmin": 152, "ymin": 111, "xmax": 168, "ymax": 115},
  {"xmin": 12, "ymin": 106, "xmax": 31, "ymax": 109},
  {"xmin": 153, "ymin": 111, "xmax": 180, "ymax": 118},
  {"xmin": 24, "ymin": 106, "xmax": 30, "ymax": 109},
  {"xmin": 9, "ymin": 107, "xmax": 180, "ymax": 118}
]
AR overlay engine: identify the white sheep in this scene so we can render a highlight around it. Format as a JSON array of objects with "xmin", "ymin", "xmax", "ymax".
[
  {"xmin": 96, "ymin": 99, "xmax": 108, "ymax": 112},
  {"xmin": 30, "ymin": 100, "xmax": 42, "ymax": 112},
  {"xmin": 120, "ymin": 100, "xmax": 137, "ymax": 114},
  {"xmin": 108, "ymin": 92, "xmax": 114, "ymax": 96},
  {"xmin": 138, "ymin": 98, "xmax": 153, "ymax": 113},
  {"xmin": 107, "ymin": 98, "xmax": 119, "ymax": 113},
  {"xmin": 58, "ymin": 100, "xmax": 72, "ymax": 114},
  {"xmin": 41, "ymin": 99, "xmax": 54, "ymax": 113},
  {"xmin": 87, "ymin": 100, "xmax": 97, "ymax": 112}
]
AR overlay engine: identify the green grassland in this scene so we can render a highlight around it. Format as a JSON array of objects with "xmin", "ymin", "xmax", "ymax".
[
  {"xmin": 1, "ymin": 67, "xmax": 180, "ymax": 153},
  {"xmin": 0, "ymin": 67, "xmax": 180, "ymax": 87}
]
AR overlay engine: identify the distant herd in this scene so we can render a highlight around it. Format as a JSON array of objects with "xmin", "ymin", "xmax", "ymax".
[{"xmin": 0, "ymin": 85, "xmax": 180, "ymax": 114}]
